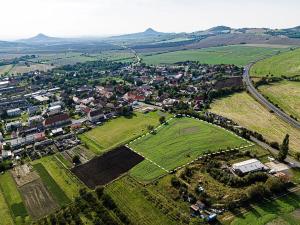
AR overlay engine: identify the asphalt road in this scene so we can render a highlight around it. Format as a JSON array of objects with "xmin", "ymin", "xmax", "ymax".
[
  {"xmin": 250, "ymin": 136, "xmax": 300, "ymax": 168},
  {"xmin": 243, "ymin": 64, "xmax": 300, "ymax": 130}
]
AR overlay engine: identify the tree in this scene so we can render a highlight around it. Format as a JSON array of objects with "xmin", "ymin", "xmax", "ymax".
[
  {"xmin": 295, "ymin": 152, "xmax": 300, "ymax": 161},
  {"xmin": 72, "ymin": 155, "xmax": 81, "ymax": 165},
  {"xmin": 159, "ymin": 116, "xmax": 166, "ymax": 124},
  {"xmin": 277, "ymin": 134, "xmax": 289, "ymax": 162},
  {"xmin": 95, "ymin": 186, "xmax": 104, "ymax": 199}
]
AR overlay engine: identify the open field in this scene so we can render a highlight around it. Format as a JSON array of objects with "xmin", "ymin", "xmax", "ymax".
[
  {"xmin": 228, "ymin": 189, "xmax": 300, "ymax": 225},
  {"xmin": 33, "ymin": 163, "xmax": 70, "ymax": 206},
  {"xmin": 129, "ymin": 117, "xmax": 249, "ymax": 182},
  {"xmin": 141, "ymin": 45, "xmax": 286, "ymax": 66},
  {"xmin": 10, "ymin": 63, "xmax": 54, "ymax": 75},
  {"xmin": 0, "ymin": 172, "xmax": 28, "ymax": 223},
  {"xmin": 79, "ymin": 111, "xmax": 170, "ymax": 154},
  {"xmin": 0, "ymin": 188, "xmax": 14, "ymax": 225},
  {"xmin": 72, "ymin": 146, "xmax": 144, "ymax": 188},
  {"xmin": 250, "ymin": 48, "xmax": 300, "ymax": 77},
  {"xmin": 106, "ymin": 176, "xmax": 178, "ymax": 225},
  {"xmin": 258, "ymin": 81, "xmax": 300, "ymax": 119},
  {"xmin": 210, "ymin": 92, "xmax": 300, "ymax": 153},
  {"xmin": 31, "ymin": 155, "xmax": 83, "ymax": 200},
  {"xmin": 30, "ymin": 50, "xmax": 135, "ymax": 66},
  {"xmin": 0, "ymin": 64, "xmax": 13, "ymax": 75},
  {"xmin": 19, "ymin": 178, "xmax": 58, "ymax": 220}
]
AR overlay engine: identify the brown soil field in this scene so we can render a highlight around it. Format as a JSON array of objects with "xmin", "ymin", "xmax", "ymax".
[
  {"xmin": 72, "ymin": 146, "xmax": 144, "ymax": 188},
  {"xmin": 19, "ymin": 179, "xmax": 58, "ymax": 219},
  {"xmin": 11, "ymin": 164, "xmax": 39, "ymax": 187}
]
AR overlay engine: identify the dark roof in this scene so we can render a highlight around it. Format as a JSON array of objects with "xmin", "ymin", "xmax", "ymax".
[{"xmin": 89, "ymin": 109, "xmax": 103, "ymax": 117}]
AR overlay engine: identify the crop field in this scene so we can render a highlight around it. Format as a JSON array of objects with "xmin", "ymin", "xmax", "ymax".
[
  {"xmin": 129, "ymin": 117, "xmax": 249, "ymax": 182},
  {"xmin": 250, "ymin": 48, "xmax": 300, "ymax": 77},
  {"xmin": 106, "ymin": 177, "xmax": 177, "ymax": 225},
  {"xmin": 228, "ymin": 189, "xmax": 300, "ymax": 225},
  {"xmin": 79, "ymin": 111, "xmax": 170, "ymax": 154},
  {"xmin": 210, "ymin": 92, "xmax": 300, "ymax": 153},
  {"xmin": 33, "ymin": 163, "xmax": 70, "ymax": 206},
  {"xmin": 31, "ymin": 155, "xmax": 83, "ymax": 200},
  {"xmin": 0, "ymin": 64, "xmax": 13, "ymax": 75},
  {"xmin": 141, "ymin": 45, "xmax": 286, "ymax": 66},
  {"xmin": 0, "ymin": 188, "xmax": 14, "ymax": 225},
  {"xmin": 19, "ymin": 179, "xmax": 58, "ymax": 220},
  {"xmin": 72, "ymin": 146, "xmax": 144, "ymax": 188},
  {"xmin": 0, "ymin": 172, "xmax": 29, "ymax": 224},
  {"xmin": 30, "ymin": 50, "xmax": 135, "ymax": 66},
  {"xmin": 258, "ymin": 81, "xmax": 300, "ymax": 119}
]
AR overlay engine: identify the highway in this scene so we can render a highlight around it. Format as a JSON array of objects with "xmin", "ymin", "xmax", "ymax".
[{"xmin": 243, "ymin": 63, "xmax": 300, "ymax": 130}]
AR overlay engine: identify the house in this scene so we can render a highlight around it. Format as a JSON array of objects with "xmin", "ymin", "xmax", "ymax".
[
  {"xmin": 6, "ymin": 121, "xmax": 22, "ymax": 131},
  {"xmin": 88, "ymin": 109, "xmax": 105, "ymax": 123},
  {"xmin": 7, "ymin": 108, "xmax": 22, "ymax": 117},
  {"xmin": 48, "ymin": 105, "xmax": 62, "ymax": 116},
  {"xmin": 123, "ymin": 92, "xmax": 146, "ymax": 102},
  {"xmin": 43, "ymin": 113, "xmax": 71, "ymax": 128},
  {"xmin": 51, "ymin": 128, "xmax": 64, "ymax": 136},
  {"xmin": 27, "ymin": 106, "xmax": 39, "ymax": 115},
  {"xmin": 28, "ymin": 115, "xmax": 44, "ymax": 126},
  {"xmin": 232, "ymin": 159, "xmax": 268, "ymax": 175}
]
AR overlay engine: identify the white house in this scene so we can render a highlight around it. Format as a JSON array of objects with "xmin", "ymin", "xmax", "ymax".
[
  {"xmin": 232, "ymin": 159, "xmax": 268, "ymax": 175},
  {"xmin": 7, "ymin": 108, "xmax": 22, "ymax": 117}
]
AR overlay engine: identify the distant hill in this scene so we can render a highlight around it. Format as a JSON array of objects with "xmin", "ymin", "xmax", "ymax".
[
  {"xmin": 109, "ymin": 28, "xmax": 169, "ymax": 40},
  {"xmin": 18, "ymin": 33, "xmax": 64, "ymax": 44}
]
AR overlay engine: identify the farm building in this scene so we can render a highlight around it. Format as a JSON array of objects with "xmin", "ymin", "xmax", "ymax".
[{"xmin": 232, "ymin": 159, "xmax": 268, "ymax": 175}]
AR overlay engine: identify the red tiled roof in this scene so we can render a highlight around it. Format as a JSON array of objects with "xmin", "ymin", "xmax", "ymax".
[{"xmin": 44, "ymin": 113, "xmax": 70, "ymax": 126}]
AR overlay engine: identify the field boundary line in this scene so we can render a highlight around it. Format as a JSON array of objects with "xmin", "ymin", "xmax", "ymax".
[{"xmin": 127, "ymin": 114, "xmax": 254, "ymax": 175}]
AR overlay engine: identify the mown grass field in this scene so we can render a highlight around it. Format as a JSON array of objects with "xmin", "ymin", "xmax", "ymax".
[
  {"xmin": 106, "ymin": 177, "xmax": 178, "ymax": 225},
  {"xmin": 80, "ymin": 111, "xmax": 170, "ymax": 154},
  {"xmin": 258, "ymin": 81, "xmax": 300, "ymax": 119},
  {"xmin": 210, "ymin": 92, "xmax": 300, "ymax": 153},
  {"xmin": 129, "ymin": 117, "xmax": 249, "ymax": 182},
  {"xmin": 251, "ymin": 48, "xmax": 300, "ymax": 77},
  {"xmin": 33, "ymin": 163, "xmax": 70, "ymax": 206},
  {"xmin": 0, "ymin": 186, "xmax": 14, "ymax": 225},
  {"xmin": 0, "ymin": 172, "xmax": 29, "ymax": 224},
  {"xmin": 141, "ymin": 45, "xmax": 286, "ymax": 66},
  {"xmin": 31, "ymin": 155, "xmax": 83, "ymax": 200},
  {"xmin": 228, "ymin": 190, "xmax": 300, "ymax": 225}
]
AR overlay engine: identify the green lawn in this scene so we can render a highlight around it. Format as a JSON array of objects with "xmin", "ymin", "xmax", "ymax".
[
  {"xmin": 141, "ymin": 45, "xmax": 286, "ymax": 66},
  {"xmin": 106, "ymin": 177, "xmax": 177, "ymax": 225},
  {"xmin": 129, "ymin": 117, "xmax": 249, "ymax": 182},
  {"xmin": 0, "ymin": 186, "xmax": 14, "ymax": 225},
  {"xmin": 251, "ymin": 48, "xmax": 300, "ymax": 77},
  {"xmin": 0, "ymin": 172, "xmax": 28, "ymax": 223},
  {"xmin": 80, "ymin": 111, "xmax": 170, "ymax": 154},
  {"xmin": 258, "ymin": 81, "xmax": 300, "ymax": 119},
  {"xmin": 33, "ymin": 163, "xmax": 70, "ymax": 206},
  {"xmin": 31, "ymin": 155, "xmax": 83, "ymax": 199},
  {"xmin": 229, "ymin": 190, "xmax": 300, "ymax": 225}
]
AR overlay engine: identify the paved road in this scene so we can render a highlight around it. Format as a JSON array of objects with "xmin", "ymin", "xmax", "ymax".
[
  {"xmin": 243, "ymin": 64, "xmax": 300, "ymax": 130},
  {"xmin": 250, "ymin": 136, "xmax": 300, "ymax": 168}
]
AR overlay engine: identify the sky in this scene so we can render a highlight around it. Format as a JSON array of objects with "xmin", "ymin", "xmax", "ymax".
[{"xmin": 1, "ymin": 0, "xmax": 300, "ymax": 40}]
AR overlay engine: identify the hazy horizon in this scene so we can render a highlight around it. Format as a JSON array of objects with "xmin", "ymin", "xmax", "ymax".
[{"xmin": 1, "ymin": 0, "xmax": 300, "ymax": 40}]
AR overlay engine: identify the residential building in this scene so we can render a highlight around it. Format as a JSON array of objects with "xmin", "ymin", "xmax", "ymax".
[
  {"xmin": 7, "ymin": 108, "xmax": 22, "ymax": 117},
  {"xmin": 43, "ymin": 113, "xmax": 71, "ymax": 128},
  {"xmin": 88, "ymin": 109, "xmax": 105, "ymax": 123}
]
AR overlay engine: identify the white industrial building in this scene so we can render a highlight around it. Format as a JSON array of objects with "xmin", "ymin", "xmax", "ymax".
[{"xmin": 232, "ymin": 159, "xmax": 268, "ymax": 175}]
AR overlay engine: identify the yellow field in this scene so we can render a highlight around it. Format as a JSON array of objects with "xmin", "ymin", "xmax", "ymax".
[
  {"xmin": 258, "ymin": 81, "xmax": 300, "ymax": 119},
  {"xmin": 210, "ymin": 92, "xmax": 300, "ymax": 152}
]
